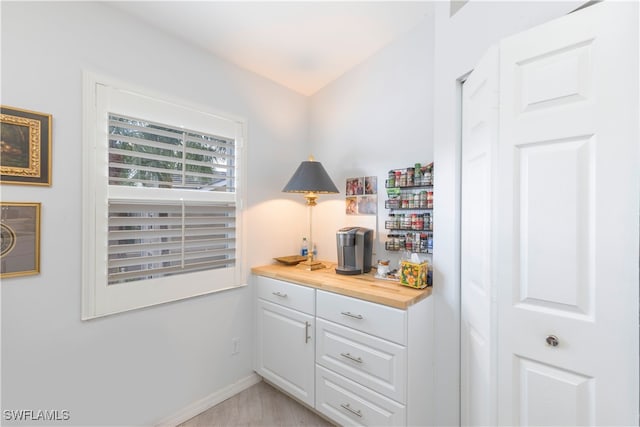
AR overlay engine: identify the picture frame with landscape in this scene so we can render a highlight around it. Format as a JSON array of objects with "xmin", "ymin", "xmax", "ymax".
[{"xmin": 1, "ymin": 105, "xmax": 52, "ymax": 186}]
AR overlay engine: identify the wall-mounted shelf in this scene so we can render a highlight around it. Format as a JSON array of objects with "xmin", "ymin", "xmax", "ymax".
[{"xmin": 384, "ymin": 164, "xmax": 434, "ymax": 257}]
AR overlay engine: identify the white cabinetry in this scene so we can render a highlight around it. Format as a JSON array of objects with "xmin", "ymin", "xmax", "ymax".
[
  {"xmin": 315, "ymin": 290, "xmax": 409, "ymax": 425},
  {"xmin": 316, "ymin": 290, "xmax": 407, "ymax": 345},
  {"xmin": 253, "ymin": 273, "xmax": 433, "ymax": 426},
  {"xmin": 316, "ymin": 318, "xmax": 407, "ymax": 402},
  {"xmin": 316, "ymin": 365, "xmax": 406, "ymax": 426},
  {"xmin": 255, "ymin": 276, "xmax": 315, "ymax": 407}
]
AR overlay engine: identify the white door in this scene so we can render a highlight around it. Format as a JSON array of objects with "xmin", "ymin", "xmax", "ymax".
[
  {"xmin": 460, "ymin": 45, "xmax": 499, "ymax": 427},
  {"xmin": 256, "ymin": 299, "xmax": 315, "ymax": 407},
  {"xmin": 497, "ymin": 2, "xmax": 639, "ymax": 425}
]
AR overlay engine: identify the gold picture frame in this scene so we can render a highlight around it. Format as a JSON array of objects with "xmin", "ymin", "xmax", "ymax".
[
  {"xmin": 1, "ymin": 202, "xmax": 41, "ymax": 278},
  {"xmin": 1, "ymin": 105, "xmax": 52, "ymax": 186}
]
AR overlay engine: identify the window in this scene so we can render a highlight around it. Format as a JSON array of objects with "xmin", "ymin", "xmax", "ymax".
[{"xmin": 82, "ymin": 74, "xmax": 245, "ymax": 319}]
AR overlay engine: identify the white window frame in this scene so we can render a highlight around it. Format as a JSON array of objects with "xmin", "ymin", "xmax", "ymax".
[{"xmin": 82, "ymin": 72, "xmax": 246, "ymax": 319}]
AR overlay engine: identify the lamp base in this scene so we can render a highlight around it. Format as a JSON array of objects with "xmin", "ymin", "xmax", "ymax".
[{"xmin": 296, "ymin": 258, "xmax": 326, "ymax": 271}]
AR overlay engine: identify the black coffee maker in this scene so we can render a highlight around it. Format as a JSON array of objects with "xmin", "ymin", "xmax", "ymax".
[{"xmin": 335, "ymin": 227, "xmax": 373, "ymax": 275}]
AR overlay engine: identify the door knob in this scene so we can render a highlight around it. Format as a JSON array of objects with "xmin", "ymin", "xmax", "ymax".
[{"xmin": 545, "ymin": 335, "xmax": 559, "ymax": 347}]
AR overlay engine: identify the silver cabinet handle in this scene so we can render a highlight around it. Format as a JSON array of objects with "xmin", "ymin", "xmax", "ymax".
[
  {"xmin": 340, "ymin": 352, "xmax": 363, "ymax": 364},
  {"xmin": 340, "ymin": 403, "xmax": 363, "ymax": 418},
  {"xmin": 546, "ymin": 335, "xmax": 559, "ymax": 347},
  {"xmin": 272, "ymin": 291, "xmax": 287, "ymax": 298},
  {"xmin": 305, "ymin": 321, "xmax": 311, "ymax": 343},
  {"xmin": 341, "ymin": 311, "xmax": 363, "ymax": 320}
]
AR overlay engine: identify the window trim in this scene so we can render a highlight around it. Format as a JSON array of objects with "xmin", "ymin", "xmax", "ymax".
[{"xmin": 82, "ymin": 71, "xmax": 247, "ymax": 320}]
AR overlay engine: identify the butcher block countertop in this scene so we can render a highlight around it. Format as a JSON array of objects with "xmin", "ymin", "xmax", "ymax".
[{"xmin": 251, "ymin": 261, "xmax": 431, "ymax": 310}]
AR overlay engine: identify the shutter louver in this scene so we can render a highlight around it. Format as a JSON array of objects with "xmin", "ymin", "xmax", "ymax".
[
  {"xmin": 108, "ymin": 114, "xmax": 235, "ymax": 191},
  {"xmin": 108, "ymin": 201, "xmax": 236, "ymax": 285}
]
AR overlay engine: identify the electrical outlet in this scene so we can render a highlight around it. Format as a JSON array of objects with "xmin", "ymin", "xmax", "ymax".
[{"xmin": 232, "ymin": 337, "xmax": 240, "ymax": 355}]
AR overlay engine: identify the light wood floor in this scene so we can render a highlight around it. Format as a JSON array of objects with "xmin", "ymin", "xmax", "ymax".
[{"xmin": 179, "ymin": 381, "xmax": 334, "ymax": 427}]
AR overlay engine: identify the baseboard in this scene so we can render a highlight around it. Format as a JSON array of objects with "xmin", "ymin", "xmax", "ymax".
[{"xmin": 155, "ymin": 373, "xmax": 262, "ymax": 427}]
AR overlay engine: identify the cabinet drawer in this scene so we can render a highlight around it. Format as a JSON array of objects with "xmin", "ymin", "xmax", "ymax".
[
  {"xmin": 316, "ymin": 365, "xmax": 406, "ymax": 427},
  {"xmin": 255, "ymin": 276, "xmax": 315, "ymax": 314},
  {"xmin": 316, "ymin": 318, "xmax": 406, "ymax": 403},
  {"xmin": 317, "ymin": 290, "xmax": 407, "ymax": 345}
]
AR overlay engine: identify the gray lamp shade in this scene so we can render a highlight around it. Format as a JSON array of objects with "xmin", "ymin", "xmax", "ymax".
[{"xmin": 282, "ymin": 160, "xmax": 339, "ymax": 194}]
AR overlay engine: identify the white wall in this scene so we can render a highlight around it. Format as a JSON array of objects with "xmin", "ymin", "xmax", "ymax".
[
  {"xmin": 1, "ymin": 2, "xmax": 308, "ymax": 425},
  {"xmin": 309, "ymin": 13, "xmax": 435, "ymax": 265},
  {"xmin": 432, "ymin": 1, "xmax": 584, "ymax": 425}
]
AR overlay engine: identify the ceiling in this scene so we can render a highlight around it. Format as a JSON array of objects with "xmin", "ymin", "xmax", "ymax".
[{"xmin": 109, "ymin": 1, "xmax": 432, "ymax": 96}]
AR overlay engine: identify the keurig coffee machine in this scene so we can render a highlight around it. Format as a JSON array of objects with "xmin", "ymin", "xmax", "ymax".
[{"xmin": 335, "ymin": 227, "xmax": 373, "ymax": 275}]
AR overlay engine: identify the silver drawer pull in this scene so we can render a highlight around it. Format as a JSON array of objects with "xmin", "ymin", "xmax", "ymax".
[
  {"xmin": 340, "ymin": 352, "xmax": 363, "ymax": 364},
  {"xmin": 340, "ymin": 403, "xmax": 363, "ymax": 418},
  {"xmin": 272, "ymin": 291, "xmax": 288, "ymax": 298},
  {"xmin": 305, "ymin": 321, "xmax": 311, "ymax": 344},
  {"xmin": 341, "ymin": 311, "xmax": 363, "ymax": 320}
]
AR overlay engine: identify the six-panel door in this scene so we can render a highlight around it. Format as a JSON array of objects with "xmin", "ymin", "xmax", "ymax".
[{"xmin": 497, "ymin": 3, "xmax": 638, "ymax": 425}]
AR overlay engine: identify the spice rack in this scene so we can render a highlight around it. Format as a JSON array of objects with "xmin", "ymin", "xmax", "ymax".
[{"xmin": 384, "ymin": 163, "xmax": 433, "ymax": 255}]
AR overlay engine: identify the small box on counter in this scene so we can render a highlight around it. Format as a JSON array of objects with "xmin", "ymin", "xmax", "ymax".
[{"xmin": 399, "ymin": 260, "xmax": 428, "ymax": 289}]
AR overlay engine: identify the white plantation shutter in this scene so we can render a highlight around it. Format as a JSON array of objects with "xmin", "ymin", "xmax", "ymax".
[
  {"xmin": 108, "ymin": 201, "xmax": 236, "ymax": 284},
  {"xmin": 105, "ymin": 112, "xmax": 237, "ymax": 286},
  {"xmin": 108, "ymin": 114, "xmax": 235, "ymax": 191},
  {"xmin": 82, "ymin": 75, "xmax": 245, "ymax": 319}
]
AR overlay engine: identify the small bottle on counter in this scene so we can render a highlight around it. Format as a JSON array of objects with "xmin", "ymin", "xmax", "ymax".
[{"xmin": 301, "ymin": 237, "xmax": 308, "ymax": 256}]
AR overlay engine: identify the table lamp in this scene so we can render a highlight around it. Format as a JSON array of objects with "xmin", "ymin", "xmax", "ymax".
[{"xmin": 282, "ymin": 156, "xmax": 339, "ymax": 270}]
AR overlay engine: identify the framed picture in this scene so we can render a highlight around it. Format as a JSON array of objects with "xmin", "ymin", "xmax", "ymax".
[
  {"xmin": 346, "ymin": 175, "xmax": 377, "ymax": 215},
  {"xmin": 1, "ymin": 105, "xmax": 52, "ymax": 186},
  {"xmin": 1, "ymin": 202, "xmax": 41, "ymax": 278}
]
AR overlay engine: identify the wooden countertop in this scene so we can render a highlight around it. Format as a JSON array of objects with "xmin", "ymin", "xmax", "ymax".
[{"xmin": 251, "ymin": 261, "xmax": 431, "ymax": 310}]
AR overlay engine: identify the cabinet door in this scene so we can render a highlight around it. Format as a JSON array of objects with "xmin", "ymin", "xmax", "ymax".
[{"xmin": 256, "ymin": 299, "xmax": 315, "ymax": 407}]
